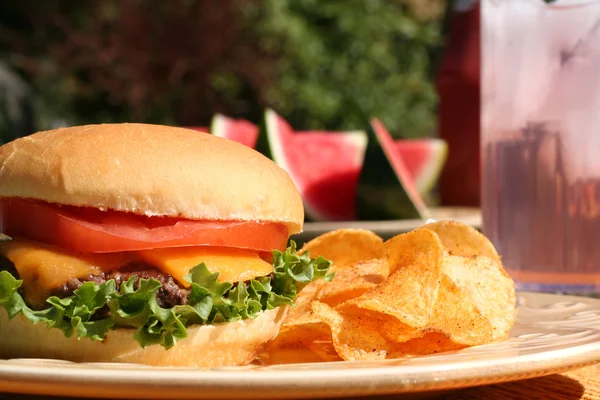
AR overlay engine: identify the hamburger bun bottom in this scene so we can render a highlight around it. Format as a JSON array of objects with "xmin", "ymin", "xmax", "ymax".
[{"xmin": 0, "ymin": 306, "xmax": 288, "ymax": 367}]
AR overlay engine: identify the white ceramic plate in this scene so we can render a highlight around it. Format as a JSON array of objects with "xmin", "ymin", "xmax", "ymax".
[
  {"xmin": 0, "ymin": 291, "xmax": 599, "ymax": 399},
  {"xmin": 292, "ymin": 207, "xmax": 481, "ymax": 245}
]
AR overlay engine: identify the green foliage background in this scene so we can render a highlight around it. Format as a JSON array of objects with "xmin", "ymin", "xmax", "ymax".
[{"xmin": 0, "ymin": 0, "xmax": 446, "ymax": 143}]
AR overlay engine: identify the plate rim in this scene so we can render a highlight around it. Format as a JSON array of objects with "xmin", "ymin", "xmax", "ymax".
[
  {"xmin": 0, "ymin": 291, "xmax": 599, "ymax": 399},
  {"xmin": 298, "ymin": 207, "xmax": 482, "ymax": 236}
]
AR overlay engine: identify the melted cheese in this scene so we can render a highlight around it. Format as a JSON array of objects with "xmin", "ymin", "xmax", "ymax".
[
  {"xmin": 0, "ymin": 239, "xmax": 132, "ymax": 308},
  {"xmin": 137, "ymin": 247, "xmax": 274, "ymax": 287},
  {"xmin": 0, "ymin": 240, "xmax": 274, "ymax": 306}
]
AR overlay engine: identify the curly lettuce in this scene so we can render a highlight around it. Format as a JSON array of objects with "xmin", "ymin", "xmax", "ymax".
[{"xmin": 0, "ymin": 241, "xmax": 332, "ymax": 349}]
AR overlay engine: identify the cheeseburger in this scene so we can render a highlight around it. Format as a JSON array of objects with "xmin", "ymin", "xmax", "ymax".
[{"xmin": 0, "ymin": 123, "xmax": 331, "ymax": 367}]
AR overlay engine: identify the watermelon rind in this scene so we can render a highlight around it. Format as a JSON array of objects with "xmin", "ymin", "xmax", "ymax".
[
  {"xmin": 356, "ymin": 119, "xmax": 430, "ymax": 221},
  {"xmin": 210, "ymin": 113, "xmax": 259, "ymax": 148},
  {"xmin": 210, "ymin": 113, "xmax": 228, "ymax": 138},
  {"xmin": 397, "ymin": 139, "xmax": 448, "ymax": 195},
  {"xmin": 261, "ymin": 109, "xmax": 293, "ymax": 179},
  {"xmin": 260, "ymin": 108, "xmax": 368, "ymax": 222},
  {"xmin": 261, "ymin": 109, "xmax": 326, "ymax": 221}
]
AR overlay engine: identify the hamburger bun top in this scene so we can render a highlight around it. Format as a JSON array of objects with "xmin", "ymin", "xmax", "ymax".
[{"xmin": 0, "ymin": 123, "xmax": 304, "ymax": 234}]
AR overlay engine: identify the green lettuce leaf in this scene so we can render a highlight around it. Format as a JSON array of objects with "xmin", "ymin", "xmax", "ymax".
[
  {"xmin": 0, "ymin": 241, "xmax": 332, "ymax": 349},
  {"xmin": 0, "ymin": 272, "xmax": 116, "ymax": 340}
]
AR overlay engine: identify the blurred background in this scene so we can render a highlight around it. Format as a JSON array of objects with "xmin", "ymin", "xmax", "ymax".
[{"xmin": 0, "ymin": 0, "xmax": 480, "ymax": 211}]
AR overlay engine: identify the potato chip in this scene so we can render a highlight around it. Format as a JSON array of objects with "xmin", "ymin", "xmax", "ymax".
[
  {"xmin": 379, "ymin": 314, "xmax": 423, "ymax": 344},
  {"xmin": 316, "ymin": 259, "xmax": 388, "ymax": 307},
  {"xmin": 349, "ymin": 229, "xmax": 446, "ymax": 329},
  {"xmin": 423, "ymin": 221, "xmax": 501, "ymax": 261},
  {"xmin": 387, "ymin": 332, "xmax": 466, "ymax": 358},
  {"xmin": 384, "ymin": 227, "xmax": 446, "ymax": 275},
  {"xmin": 311, "ymin": 301, "xmax": 467, "ymax": 361},
  {"xmin": 259, "ymin": 337, "xmax": 341, "ymax": 365},
  {"xmin": 282, "ymin": 279, "xmax": 326, "ymax": 327},
  {"xmin": 426, "ymin": 274, "xmax": 493, "ymax": 346},
  {"xmin": 306, "ymin": 340, "xmax": 342, "ymax": 363},
  {"xmin": 325, "ymin": 275, "xmax": 423, "ymax": 344},
  {"xmin": 266, "ymin": 321, "xmax": 331, "ymax": 348},
  {"xmin": 313, "ymin": 303, "xmax": 453, "ymax": 361},
  {"xmin": 259, "ymin": 315, "xmax": 339, "ymax": 365},
  {"xmin": 442, "ymin": 255, "xmax": 516, "ymax": 340},
  {"xmin": 347, "ymin": 269, "xmax": 435, "ymax": 330},
  {"xmin": 299, "ymin": 229, "xmax": 384, "ymax": 269},
  {"xmin": 258, "ymin": 347, "xmax": 330, "ymax": 365},
  {"xmin": 264, "ymin": 221, "xmax": 516, "ymax": 365},
  {"xmin": 312, "ymin": 301, "xmax": 394, "ymax": 361},
  {"xmin": 267, "ymin": 259, "xmax": 393, "ymax": 363}
]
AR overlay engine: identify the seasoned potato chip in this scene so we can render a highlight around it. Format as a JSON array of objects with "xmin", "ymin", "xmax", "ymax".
[
  {"xmin": 442, "ymin": 255, "xmax": 516, "ymax": 340},
  {"xmin": 312, "ymin": 302, "xmax": 398, "ymax": 361},
  {"xmin": 265, "ymin": 221, "xmax": 516, "ymax": 365},
  {"xmin": 263, "ymin": 279, "xmax": 334, "ymax": 364},
  {"xmin": 426, "ymin": 274, "xmax": 493, "ymax": 345},
  {"xmin": 347, "ymin": 268, "xmax": 436, "ymax": 330},
  {"xmin": 306, "ymin": 340, "xmax": 342, "ymax": 363},
  {"xmin": 350, "ymin": 229, "xmax": 446, "ymax": 329},
  {"xmin": 268, "ymin": 259, "xmax": 393, "ymax": 363},
  {"xmin": 266, "ymin": 321, "xmax": 331, "ymax": 348},
  {"xmin": 282, "ymin": 279, "xmax": 326, "ymax": 327},
  {"xmin": 423, "ymin": 221, "xmax": 501, "ymax": 261},
  {"xmin": 313, "ymin": 303, "xmax": 449, "ymax": 361},
  {"xmin": 258, "ymin": 347, "xmax": 330, "ymax": 365},
  {"xmin": 260, "ymin": 317, "xmax": 338, "ymax": 365},
  {"xmin": 387, "ymin": 332, "xmax": 466, "ymax": 358},
  {"xmin": 384, "ymin": 227, "xmax": 445, "ymax": 275},
  {"xmin": 299, "ymin": 229, "xmax": 384, "ymax": 269},
  {"xmin": 379, "ymin": 314, "xmax": 423, "ymax": 344},
  {"xmin": 259, "ymin": 337, "xmax": 341, "ymax": 365},
  {"xmin": 317, "ymin": 259, "xmax": 388, "ymax": 306}
]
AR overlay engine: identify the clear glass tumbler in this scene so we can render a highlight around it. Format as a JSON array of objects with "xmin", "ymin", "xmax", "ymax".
[{"xmin": 481, "ymin": 0, "xmax": 600, "ymax": 295}]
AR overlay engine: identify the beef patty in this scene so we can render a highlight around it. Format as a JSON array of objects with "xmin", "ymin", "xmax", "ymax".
[
  {"xmin": 0, "ymin": 253, "xmax": 19, "ymax": 279},
  {"xmin": 53, "ymin": 263, "xmax": 189, "ymax": 309}
]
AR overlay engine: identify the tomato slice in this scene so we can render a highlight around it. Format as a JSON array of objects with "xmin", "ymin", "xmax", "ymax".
[{"xmin": 0, "ymin": 199, "xmax": 289, "ymax": 253}]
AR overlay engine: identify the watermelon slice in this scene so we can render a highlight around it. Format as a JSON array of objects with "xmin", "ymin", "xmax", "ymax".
[
  {"xmin": 210, "ymin": 114, "xmax": 259, "ymax": 148},
  {"xmin": 395, "ymin": 138, "xmax": 448, "ymax": 195},
  {"xmin": 259, "ymin": 109, "xmax": 367, "ymax": 221},
  {"xmin": 357, "ymin": 118, "xmax": 430, "ymax": 220},
  {"xmin": 185, "ymin": 127, "xmax": 209, "ymax": 133}
]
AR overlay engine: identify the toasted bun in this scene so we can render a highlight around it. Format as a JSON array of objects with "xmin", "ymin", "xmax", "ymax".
[
  {"xmin": 0, "ymin": 123, "xmax": 303, "ymax": 234},
  {"xmin": 0, "ymin": 306, "xmax": 288, "ymax": 367}
]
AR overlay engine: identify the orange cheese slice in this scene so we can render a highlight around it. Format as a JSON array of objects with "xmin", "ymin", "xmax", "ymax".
[
  {"xmin": 0, "ymin": 239, "xmax": 274, "ymax": 307},
  {"xmin": 0, "ymin": 239, "xmax": 132, "ymax": 308},
  {"xmin": 136, "ymin": 247, "xmax": 274, "ymax": 287}
]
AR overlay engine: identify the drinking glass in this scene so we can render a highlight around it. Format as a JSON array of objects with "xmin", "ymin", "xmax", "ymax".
[{"xmin": 481, "ymin": 0, "xmax": 600, "ymax": 295}]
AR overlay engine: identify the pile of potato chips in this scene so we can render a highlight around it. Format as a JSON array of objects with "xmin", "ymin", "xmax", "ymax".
[{"xmin": 260, "ymin": 221, "xmax": 516, "ymax": 364}]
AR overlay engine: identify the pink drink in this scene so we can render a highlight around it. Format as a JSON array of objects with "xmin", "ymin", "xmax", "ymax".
[
  {"xmin": 482, "ymin": 126, "xmax": 600, "ymax": 294},
  {"xmin": 481, "ymin": 0, "xmax": 600, "ymax": 294}
]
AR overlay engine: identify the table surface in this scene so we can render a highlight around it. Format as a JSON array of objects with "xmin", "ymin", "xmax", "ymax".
[
  {"xmin": 0, "ymin": 362, "xmax": 598, "ymax": 400},
  {"xmin": 445, "ymin": 362, "xmax": 600, "ymax": 400}
]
